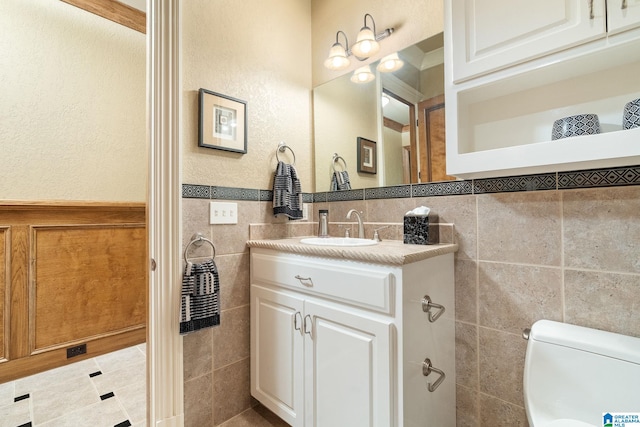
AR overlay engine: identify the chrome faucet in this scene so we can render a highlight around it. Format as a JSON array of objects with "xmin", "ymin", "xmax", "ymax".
[{"xmin": 346, "ymin": 209, "xmax": 365, "ymax": 239}]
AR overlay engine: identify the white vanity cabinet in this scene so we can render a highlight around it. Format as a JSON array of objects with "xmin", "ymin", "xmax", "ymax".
[
  {"xmin": 445, "ymin": 0, "xmax": 640, "ymax": 179},
  {"xmin": 249, "ymin": 245, "xmax": 456, "ymax": 427}
]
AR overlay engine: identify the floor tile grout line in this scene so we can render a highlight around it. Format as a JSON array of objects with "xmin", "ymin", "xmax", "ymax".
[{"xmin": 114, "ymin": 392, "xmax": 135, "ymax": 426}]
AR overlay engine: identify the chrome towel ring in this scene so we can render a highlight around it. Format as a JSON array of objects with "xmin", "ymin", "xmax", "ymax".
[
  {"xmin": 276, "ymin": 141, "xmax": 296, "ymax": 165},
  {"xmin": 332, "ymin": 153, "xmax": 347, "ymax": 173},
  {"xmin": 183, "ymin": 232, "xmax": 216, "ymax": 263}
]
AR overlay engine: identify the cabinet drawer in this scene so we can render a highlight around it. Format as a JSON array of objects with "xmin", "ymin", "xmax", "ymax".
[{"xmin": 251, "ymin": 252, "xmax": 394, "ymax": 314}]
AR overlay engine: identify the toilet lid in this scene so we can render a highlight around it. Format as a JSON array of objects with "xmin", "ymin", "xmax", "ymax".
[{"xmin": 542, "ymin": 419, "xmax": 598, "ymax": 427}]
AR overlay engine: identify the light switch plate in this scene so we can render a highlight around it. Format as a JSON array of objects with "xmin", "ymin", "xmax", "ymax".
[{"xmin": 210, "ymin": 202, "xmax": 238, "ymax": 224}]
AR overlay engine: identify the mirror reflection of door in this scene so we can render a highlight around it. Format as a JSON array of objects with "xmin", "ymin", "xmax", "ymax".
[{"xmin": 418, "ymin": 95, "xmax": 455, "ymax": 182}]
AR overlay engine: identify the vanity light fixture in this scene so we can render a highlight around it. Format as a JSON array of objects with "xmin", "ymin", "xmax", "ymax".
[
  {"xmin": 381, "ymin": 94, "xmax": 390, "ymax": 107},
  {"xmin": 323, "ymin": 13, "xmax": 394, "ymax": 70},
  {"xmin": 351, "ymin": 13, "xmax": 381, "ymax": 58},
  {"xmin": 377, "ymin": 52, "xmax": 404, "ymax": 73},
  {"xmin": 350, "ymin": 65, "xmax": 375, "ymax": 84},
  {"xmin": 323, "ymin": 30, "xmax": 350, "ymax": 71}
]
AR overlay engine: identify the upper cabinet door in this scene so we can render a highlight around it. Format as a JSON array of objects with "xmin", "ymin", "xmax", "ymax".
[
  {"xmin": 608, "ymin": 0, "xmax": 640, "ymax": 35},
  {"xmin": 449, "ymin": 0, "xmax": 606, "ymax": 82}
]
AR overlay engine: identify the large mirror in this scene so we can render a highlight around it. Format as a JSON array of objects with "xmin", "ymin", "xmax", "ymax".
[{"xmin": 313, "ymin": 33, "xmax": 454, "ymax": 192}]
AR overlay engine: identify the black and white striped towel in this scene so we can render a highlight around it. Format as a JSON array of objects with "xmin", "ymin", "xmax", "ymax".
[
  {"xmin": 330, "ymin": 170, "xmax": 352, "ymax": 191},
  {"xmin": 180, "ymin": 259, "xmax": 220, "ymax": 335},
  {"xmin": 272, "ymin": 160, "xmax": 303, "ymax": 219}
]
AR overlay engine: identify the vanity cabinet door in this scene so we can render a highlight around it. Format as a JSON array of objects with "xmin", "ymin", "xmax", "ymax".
[
  {"xmin": 608, "ymin": 0, "xmax": 640, "ymax": 35},
  {"xmin": 304, "ymin": 300, "xmax": 394, "ymax": 427},
  {"xmin": 449, "ymin": 0, "xmax": 606, "ymax": 82},
  {"xmin": 250, "ymin": 285, "xmax": 305, "ymax": 427}
]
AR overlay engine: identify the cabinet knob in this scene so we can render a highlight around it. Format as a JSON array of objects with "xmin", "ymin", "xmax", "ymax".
[
  {"xmin": 422, "ymin": 358, "xmax": 446, "ymax": 392},
  {"xmin": 421, "ymin": 295, "xmax": 445, "ymax": 323}
]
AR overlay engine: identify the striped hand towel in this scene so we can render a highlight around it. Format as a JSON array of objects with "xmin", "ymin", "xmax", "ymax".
[
  {"xmin": 180, "ymin": 259, "xmax": 220, "ymax": 335},
  {"xmin": 272, "ymin": 160, "xmax": 303, "ymax": 219},
  {"xmin": 330, "ymin": 170, "xmax": 352, "ymax": 191}
]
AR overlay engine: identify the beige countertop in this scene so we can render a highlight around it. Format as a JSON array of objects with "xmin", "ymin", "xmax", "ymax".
[{"xmin": 247, "ymin": 237, "xmax": 458, "ymax": 266}]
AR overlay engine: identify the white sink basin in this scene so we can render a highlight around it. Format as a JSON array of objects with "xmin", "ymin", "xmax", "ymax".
[{"xmin": 299, "ymin": 237, "xmax": 378, "ymax": 247}]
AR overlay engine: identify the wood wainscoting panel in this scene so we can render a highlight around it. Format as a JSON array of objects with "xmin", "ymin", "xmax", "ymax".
[
  {"xmin": 0, "ymin": 201, "xmax": 146, "ymax": 382},
  {"xmin": 9, "ymin": 225, "xmax": 30, "ymax": 360},
  {"xmin": 31, "ymin": 224, "xmax": 146, "ymax": 352}
]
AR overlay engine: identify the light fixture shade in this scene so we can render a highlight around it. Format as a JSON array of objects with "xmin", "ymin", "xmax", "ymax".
[
  {"xmin": 351, "ymin": 26, "xmax": 380, "ymax": 58},
  {"xmin": 377, "ymin": 52, "xmax": 404, "ymax": 72},
  {"xmin": 381, "ymin": 94, "xmax": 390, "ymax": 107},
  {"xmin": 350, "ymin": 65, "xmax": 375, "ymax": 84},
  {"xmin": 324, "ymin": 42, "xmax": 350, "ymax": 70}
]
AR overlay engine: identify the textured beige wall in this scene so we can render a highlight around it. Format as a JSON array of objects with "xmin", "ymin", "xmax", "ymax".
[
  {"xmin": 312, "ymin": 0, "xmax": 444, "ymax": 87},
  {"xmin": 0, "ymin": 0, "xmax": 146, "ymax": 202},
  {"xmin": 182, "ymin": 0, "xmax": 313, "ymax": 191},
  {"xmin": 382, "ymin": 127, "xmax": 405, "ymax": 186}
]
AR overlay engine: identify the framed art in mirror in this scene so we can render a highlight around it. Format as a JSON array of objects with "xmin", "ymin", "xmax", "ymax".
[
  {"xmin": 357, "ymin": 137, "xmax": 377, "ymax": 174},
  {"xmin": 199, "ymin": 88, "xmax": 247, "ymax": 154}
]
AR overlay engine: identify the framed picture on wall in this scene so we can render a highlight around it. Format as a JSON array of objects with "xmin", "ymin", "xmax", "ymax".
[
  {"xmin": 357, "ymin": 137, "xmax": 377, "ymax": 174},
  {"xmin": 199, "ymin": 88, "xmax": 247, "ymax": 154}
]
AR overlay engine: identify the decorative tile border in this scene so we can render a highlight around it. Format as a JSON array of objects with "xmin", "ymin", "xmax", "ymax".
[
  {"xmin": 211, "ymin": 186, "xmax": 260, "ymax": 201},
  {"xmin": 259, "ymin": 189, "xmax": 273, "ymax": 201},
  {"xmin": 365, "ymin": 185, "xmax": 411, "ymax": 200},
  {"xmin": 326, "ymin": 189, "xmax": 365, "ymax": 202},
  {"xmin": 412, "ymin": 180, "xmax": 473, "ymax": 197},
  {"xmin": 182, "ymin": 184, "xmax": 210, "ymax": 199},
  {"xmin": 473, "ymin": 173, "xmax": 557, "ymax": 194},
  {"xmin": 182, "ymin": 184, "xmax": 314, "ymax": 203},
  {"xmin": 183, "ymin": 165, "xmax": 640, "ymax": 201},
  {"xmin": 312, "ymin": 192, "xmax": 328, "ymax": 203},
  {"xmin": 558, "ymin": 165, "xmax": 640, "ymax": 189}
]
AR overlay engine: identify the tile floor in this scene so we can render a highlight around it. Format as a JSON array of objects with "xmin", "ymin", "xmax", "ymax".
[
  {"xmin": 0, "ymin": 344, "xmax": 146, "ymax": 427},
  {"xmin": 218, "ymin": 405, "xmax": 289, "ymax": 427}
]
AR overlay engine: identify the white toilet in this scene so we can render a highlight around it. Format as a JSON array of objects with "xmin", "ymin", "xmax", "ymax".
[{"xmin": 523, "ymin": 319, "xmax": 640, "ymax": 427}]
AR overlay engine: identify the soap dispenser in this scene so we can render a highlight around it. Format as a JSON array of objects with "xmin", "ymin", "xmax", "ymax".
[{"xmin": 318, "ymin": 209, "xmax": 329, "ymax": 237}]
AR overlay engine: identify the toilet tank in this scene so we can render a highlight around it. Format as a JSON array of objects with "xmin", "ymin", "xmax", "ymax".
[{"xmin": 524, "ymin": 320, "xmax": 640, "ymax": 427}]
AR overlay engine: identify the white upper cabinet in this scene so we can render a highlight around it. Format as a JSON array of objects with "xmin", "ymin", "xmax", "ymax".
[
  {"xmin": 451, "ymin": 0, "xmax": 606, "ymax": 82},
  {"xmin": 445, "ymin": 0, "xmax": 640, "ymax": 178},
  {"xmin": 608, "ymin": 0, "xmax": 640, "ymax": 34}
]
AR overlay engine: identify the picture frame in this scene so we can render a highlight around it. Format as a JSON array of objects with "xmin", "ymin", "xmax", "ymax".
[
  {"xmin": 357, "ymin": 137, "xmax": 377, "ymax": 174},
  {"xmin": 198, "ymin": 88, "xmax": 247, "ymax": 154}
]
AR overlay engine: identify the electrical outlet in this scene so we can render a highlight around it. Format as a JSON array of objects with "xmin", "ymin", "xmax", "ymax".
[
  {"xmin": 67, "ymin": 343, "xmax": 87, "ymax": 359},
  {"xmin": 302, "ymin": 203, "xmax": 309, "ymax": 221},
  {"xmin": 210, "ymin": 202, "xmax": 238, "ymax": 224}
]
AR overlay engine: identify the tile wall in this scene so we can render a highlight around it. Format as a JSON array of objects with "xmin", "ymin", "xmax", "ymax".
[
  {"xmin": 181, "ymin": 196, "xmax": 313, "ymax": 427},
  {"xmin": 182, "ymin": 165, "xmax": 640, "ymax": 426}
]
